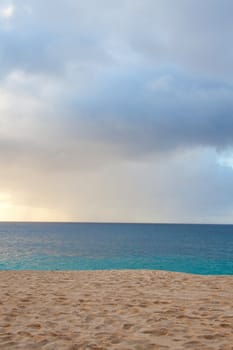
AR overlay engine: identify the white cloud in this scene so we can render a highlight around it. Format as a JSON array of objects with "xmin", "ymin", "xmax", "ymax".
[
  {"xmin": 0, "ymin": 4, "xmax": 14, "ymax": 18},
  {"xmin": 218, "ymin": 153, "xmax": 233, "ymax": 169}
]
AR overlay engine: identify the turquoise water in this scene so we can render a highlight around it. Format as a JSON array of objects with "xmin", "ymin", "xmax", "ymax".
[{"xmin": 0, "ymin": 223, "xmax": 232, "ymax": 275}]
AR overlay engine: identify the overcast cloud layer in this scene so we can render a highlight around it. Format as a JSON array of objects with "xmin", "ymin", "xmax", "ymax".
[{"xmin": 0, "ymin": 0, "xmax": 233, "ymax": 222}]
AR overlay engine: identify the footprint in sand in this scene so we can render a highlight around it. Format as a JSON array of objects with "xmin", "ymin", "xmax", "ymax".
[
  {"xmin": 122, "ymin": 323, "xmax": 133, "ymax": 330},
  {"xmin": 27, "ymin": 323, "xmax": 42, "ymax": 329}
]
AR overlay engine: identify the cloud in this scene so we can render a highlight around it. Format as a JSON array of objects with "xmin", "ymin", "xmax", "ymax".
[
  {"xmin": 0, "ymin": 0, "xmax": 233, "ymax": 221},
  {"xmin": 0, "ymin": 4, "xmax": 14, "ymax": 18},
  {"xmin": 1, "ymin": 0, "xmax": 233, "ymax": 78},
  {"xmin": 3, "ymin": 64, "xmax": 233, "ymax": 164}
]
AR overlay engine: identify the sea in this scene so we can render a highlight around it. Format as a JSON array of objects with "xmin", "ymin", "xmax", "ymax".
[{"xmin": 0, "ymin": 222, "xmax": 232, "ymax": 275}]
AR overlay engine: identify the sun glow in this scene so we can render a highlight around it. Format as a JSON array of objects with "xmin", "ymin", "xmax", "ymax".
[
  {"xmin": 0, "ymin": 193, "xmax": 14, "ymax": 220},
  {"xmin": 0, "ymin": 193, "xmax": 66, "ymax": 222}
]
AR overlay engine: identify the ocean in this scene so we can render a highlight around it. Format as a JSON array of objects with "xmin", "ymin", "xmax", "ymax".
[{"xmin": 0, "ymin": 222, "xmax": 232, "ymax": 275}]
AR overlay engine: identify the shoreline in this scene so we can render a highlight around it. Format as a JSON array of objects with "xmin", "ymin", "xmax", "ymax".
[
  {"xmin": 0, "ymin": 270, "xmax": 232, "ymax": 349},
  {"xmin": 1, "ymin": 269, "xmax": 233, "ymax": 276}
]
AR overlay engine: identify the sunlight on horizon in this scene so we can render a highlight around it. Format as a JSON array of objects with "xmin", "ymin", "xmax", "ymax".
[{"xmin": 0, "ymin": 193, "xmax": 66, "ymax": 222}]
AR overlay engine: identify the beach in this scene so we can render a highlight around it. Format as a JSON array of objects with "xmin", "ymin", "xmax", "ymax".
[{"xmin": 0, "ymin": 271, "xmax": 232, "ymax": 350}]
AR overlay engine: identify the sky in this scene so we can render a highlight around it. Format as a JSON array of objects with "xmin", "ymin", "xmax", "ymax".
[{"xmin": 0, "ymin": 0, "xmax": 233, "ymax": 223}]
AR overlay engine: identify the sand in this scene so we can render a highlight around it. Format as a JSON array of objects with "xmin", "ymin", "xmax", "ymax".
[{"xmin": 0, "ymin": 271, "xmax": 232, "ymax": 350}]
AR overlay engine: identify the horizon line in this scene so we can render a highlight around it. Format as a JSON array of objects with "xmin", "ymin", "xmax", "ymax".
[{"xmin": 0, "ymin": 220, "xmax": 233, "ymax": 226}]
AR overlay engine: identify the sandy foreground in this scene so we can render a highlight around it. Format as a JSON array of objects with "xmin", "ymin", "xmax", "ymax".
[{"xmin": 0, "ymin": 271, "xmax": 232, "ymax": 350}]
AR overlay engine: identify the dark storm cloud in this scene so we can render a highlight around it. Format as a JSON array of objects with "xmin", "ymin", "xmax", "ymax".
[
  {"xmin": 5, "ymin": 66, "xmax": 233, "ymax": 171},
  {"xmin": 71, "ymin": 68, "xmax": 233, "ymax": 159}
]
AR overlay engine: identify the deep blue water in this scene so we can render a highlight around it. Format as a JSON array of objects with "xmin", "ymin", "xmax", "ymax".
[{"xmin": 0, "ymin": 223, "xmax": 232, "ymax": 274}]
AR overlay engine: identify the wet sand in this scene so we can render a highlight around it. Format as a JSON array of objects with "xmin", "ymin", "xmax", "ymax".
[{"xmin": 0, "ymin": 270, "xmax": 232, "ymax": 349}]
